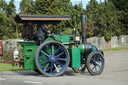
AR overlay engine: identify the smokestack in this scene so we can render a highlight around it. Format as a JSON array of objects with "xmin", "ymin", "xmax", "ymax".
[{"xmin": 81, "ymin": 14, "xmax": 86, "ymax": 44}]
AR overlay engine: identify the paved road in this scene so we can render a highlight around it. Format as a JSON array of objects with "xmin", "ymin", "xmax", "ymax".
[{"xmin": 0, "ymin": 49, "xmax": 128, "ymax": 85}]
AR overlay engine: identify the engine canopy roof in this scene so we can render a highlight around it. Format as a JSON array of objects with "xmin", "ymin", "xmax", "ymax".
[{"xmin": 15, "ymin": 15, "xmax": 71, "ymax": 24}]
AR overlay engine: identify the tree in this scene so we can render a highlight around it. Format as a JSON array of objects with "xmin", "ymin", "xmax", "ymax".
[
  {"xmin": 103, "ymin": 1, "xmax": 122, "ymax": 40},
  {"xmin": 72, "ymin": 4, "xmax": 84, "ymax": 34},
  {"xmin": 6, "ymin": 0, "xmax": 16, "ymax": 16},
  {"xmin": 85, "ymin": 0, "xmax": 122, "ymax": 41},
  {"xmin": 0, "ymin": 0, "xmax": 17, "ymax": 39},
  {"xmin": 20, "ymin": 0, "xmax": 35, "ymax": 14},
  {"xmin": 112, "ymin": 0, "xmax": 128, "ymax": 34},
  {"xmin": 86, "ymin": 0, "xmax": 101, "ymax": 37},
  {"xmin": 0, "ymin": 0, "xmax": 7, "ymax": 12},
  {"xmin": 35, "ymin": 0, "xmax": 77, "ymax": 33}
]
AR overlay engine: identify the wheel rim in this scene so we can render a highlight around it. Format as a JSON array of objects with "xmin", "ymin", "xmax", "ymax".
[
  {"xmin": 89, "ymin": 54, "xmax": 104, "ymax": 73},
  {"xmin": 37, "ymin": 42, "xmax": 69, "ymax": 75}
]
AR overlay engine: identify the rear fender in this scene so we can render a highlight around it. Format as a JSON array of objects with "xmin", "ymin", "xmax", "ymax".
[{"xmin": 44, "ymin": 36, "xmax": 56, "ymax": 42}]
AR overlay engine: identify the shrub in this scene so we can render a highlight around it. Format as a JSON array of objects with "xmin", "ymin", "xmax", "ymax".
[{"xmin": 1, "ymin": 50, "xmax": 13, "ymax": 60}]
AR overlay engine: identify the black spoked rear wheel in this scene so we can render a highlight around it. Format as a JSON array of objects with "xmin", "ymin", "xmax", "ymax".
[{"xmin": 35, "ymin": 41, "xmax": 70, "ymax": 77}]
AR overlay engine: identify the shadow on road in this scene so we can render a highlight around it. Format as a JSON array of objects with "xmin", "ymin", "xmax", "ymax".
[
  {"xmin": 12, "ymin": 70, "xmax": 40, "ymax": 76},
  {"xmin": 11, "ymin": 69, "xmax": 90, "ymax": 77}
]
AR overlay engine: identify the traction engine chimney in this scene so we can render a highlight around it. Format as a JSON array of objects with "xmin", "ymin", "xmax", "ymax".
[{"xmin": 81, "ymin": 14, "xmax": 86, "ymax": 44}]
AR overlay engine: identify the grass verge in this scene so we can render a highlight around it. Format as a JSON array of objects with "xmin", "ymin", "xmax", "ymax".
[
  {"xmin": 0, "ymin": 63, "xmax": 23, "ymax": 71},
  {"xmin": 103, "ymin": 46, "xmax": 128, "ymax": 51}
]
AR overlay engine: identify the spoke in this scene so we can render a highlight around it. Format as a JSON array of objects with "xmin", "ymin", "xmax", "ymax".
[
  {"xmin": 52, "ymin": 45, "xmax": 54, "ymax": 55},
  {"xmin": 54, "ymin": 46, "xmax": 61, "ymax": 55},
  {"xmin": 55, "ymin": 52, "xmax": 64, "ymax": 58},
  {"xmin": 92, "ymin": 66, "xmax": 95, "ymax": 71},
  {"xmin": 39, "ymin": 60, "xmax": 49, "ymax": 66},
  {"xmin": 97, "ymin": 58, "xmax": 104, "ymax": 63},
  {"xmin": 50, "ymin": 63, "xmax": 54, "ymax": 73},
  {"xmin": 56, "ymin": 61, "xmax": 64, "ymax": 67},
  {"xmin": 41, "ymin": 50, "xmax": 50, "ymax": 57},
  {"xmin": 99, "ymin": 56, "xmax": 103, "ymax": 60},
  {"xmin": 96, "ymin": 61, "xmax": 102, "ymax": 63},
  {"xmin": 45, "ymin": 45, "xmax": 50, "ymax": 55},
  {"xmin": 57, "ymin": 58, "xmax": 67, "ymax": 61},
  {"xmin": 96, "ymin": 56, "xmax": 102, "ymax": 62},
  {"xmin": 44, "ymin": 63, "xmax": 49, "ymax": 72},
  {"xmin": 91, "ymin": 58, "xmax": 97, "ymax": 64},
  {"xmin": 38, "ymin": 56, "xmax": 48, "ymax": 60},
  {"xmin": 95, "ymin": 66, "xmax": 97, "ymax": 72},
  {"xmin": 96, "ymin": 63, "xmax": 101, "ymax": 69},
  {"xmin": 54, "ymin": 64, "xmax": 59, "ymax": 72}
]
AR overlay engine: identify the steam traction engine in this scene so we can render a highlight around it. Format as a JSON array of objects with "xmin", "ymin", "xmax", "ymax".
[{"xmin": 15, "ymin": 14, "xmax": 104, "ymax": 76}]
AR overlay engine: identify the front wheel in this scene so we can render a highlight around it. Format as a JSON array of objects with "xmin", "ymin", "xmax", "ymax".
[
  {"xmin": 86, "ymin": 51, "xmax": 104, "ymax": 76},
  {"xmin": 35, "ymin": 41, "xmax": 70, "ymax": 77}
]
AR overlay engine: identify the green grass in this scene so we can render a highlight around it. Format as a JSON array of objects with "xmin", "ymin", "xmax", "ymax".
[
  {"xmin": 0, "ymin": 64, "xmax": 23, "ymax": 71},
  {"xmin": 103, "ymin": 46, "xmax": 128, "ymax": 51}
]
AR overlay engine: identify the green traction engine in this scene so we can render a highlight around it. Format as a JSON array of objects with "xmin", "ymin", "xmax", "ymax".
[{"xmin": 15, "ymin": 14, "xmax": 104, "ymax": 76}]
